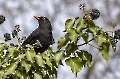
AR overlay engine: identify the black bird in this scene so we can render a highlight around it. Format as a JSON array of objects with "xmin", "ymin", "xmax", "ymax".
[{"xmin": 22, "ymin": 16, "xmax": 54, "ymax": 54}]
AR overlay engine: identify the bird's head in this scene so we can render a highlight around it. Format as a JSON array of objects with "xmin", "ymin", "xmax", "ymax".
[{"xmin": 34, "ymin": 16, "xmax": 52, "ymax": 30}]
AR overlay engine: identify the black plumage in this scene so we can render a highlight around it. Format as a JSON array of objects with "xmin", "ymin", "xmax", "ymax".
[{"xmin": 22, "ymin": 16, "xmax": 54, "ymax": 54}]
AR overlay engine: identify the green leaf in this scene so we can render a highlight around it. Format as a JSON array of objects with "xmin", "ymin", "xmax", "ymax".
[
  {"xmin": 46, "ymin": 47, "xmax": 54, "ymax": 59},
  {"xmin": 65, "ymin": 18, "xmax": 75, "ymax": 32},
  {"xmin": 47, "ymin": 47, "xmax": 53, "ymax": 54},
  {"xmin": 77, "ymin": 50, "xmax": 92, "ymax": 67},
  {"xmin": 15, "ymin": 70, "xmax": 24, "ymax": 79},
  {"xmin": 82, "ymin": 33, "xmax": 89, "ymax": 43},
  {"xmin": 88, "ymin": 25, "xmax": 99, "ymax": 36},
  {"xmin": 0, "ymin": 43, "xmax": 8, "ymax": 52},
  {"xmin": 43, "ymin": 74, "xmax": 49, "ymax": 79},
  {"xmin": 57, "ymin": 34, "xmax": 70, "ymax": 50},
  {"xmin": 54, "ymin": 50, "xmax": 64, "ymax": 65},
  {"xmin": 7, "ymin": 46, "xmax": 19, "ymax": 58},
  {"xmin": 34, "ymin": 72, "xmax": 42, "ymax": 79},
  {"xmin": 16, "ymin": 54, "xmax": 25, "ymax": 61},
  {"xmin": 95, "ymin": 34, "xmax": 107, "ymax": 45},
  {"xmin": 65, "ymin": 57, "xmax": 83, "ymax": 75},
  {"xmin": 32, "ymin": 61, "xmax": 39, "ymax": 72},
  {"xmin": 0, "ymin": 59, "xmax": 2, "ymax": 67},
  {"xmin": 2, "ymin": 55, "xmax": 12, "ymax": 67},
  {"xmin": 0, "ymin": 70, "xmax": 4, "ymax": 78},
  {"xmin": 25, "ymin": 45, "xmax": 36, "ymax": 63},
  {"xmin": 68, "ymin": 28, "xmax": 79, "ymax": 42},
  {"xmin": 4, "ymin": 62, "xmax": 18, "ymax": 75},
  {"xmin": 21, "ymin": 61, "xmax": 31, "ymax": 72},
  {"xmin": 0, "ymin": 43, "xmax": 8, "ymax": 56},
  {"xmin": 110, "ymin": 36, "xmax": 116, "ymax": 52},
  {"xmin": 76, "ymin": 19, "xmax": 87, "ymax": 33},
  {"xmin": 40, "ymin": 68, "xmax": 48, "ymax": 77},
  {"xmin": 44, "ymin": 65, "xmax": 57, "ymax": 76},
  {"xmin": 42, "ymin": 53, "xmax": 52, "ymax": 67},
  {"xmin": 0, "ymin": 56, "xmax": 4, "ymax": 64},
  {"xmin": 99, "ymin": 42, "xmax": 110, "ymax": 61},
  {"xmin": 19, "ymin": 66, "xmax": 28, "ymax": 78},
  {"xmin": 2, "ymin": 61, "xmax": 9, "ymax": 68},
  {"xmin": 65, "ymin": 43, "xmax": 78, "ymax": 56},
  {"xmin": 35, "ymin": 54, "xmax": 45, "ymax": 67},
  {"xmin": 112, "ymin": 45, "xmax": 116, "ymax": 52}
]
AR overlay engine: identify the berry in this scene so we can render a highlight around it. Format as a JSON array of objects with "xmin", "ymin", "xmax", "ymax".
[
  {"xmin": 114, "ymin": 29, "xmax": 120, "ymax": 39},
  {"xmin": 79, "ymin": 3, "xmax": 86, "ymax": 11},
  {"xmin": 10, "ymin": 43, "xmax": 14, "ymax": 46},
  {"xmin": 90, "ymin": 9, "xmax": 100, "ymax": 20},
  {"xmin": 83, "ymin": 9, "xmax": 100, "ymax": 21},
  {"xmin": 15, "ymin": 25, "xmax": 21, "ymax": 32},
  {"xmin": 4, "ymin": 33, "xmax": 11, "ymax": 41},
  {"xmin": 0, "ymin": 15, "xmax": 5, "ymax": 25},
  {"xmin": 12, "ymin": 30, "xmax": 18, "ymax": 38}
]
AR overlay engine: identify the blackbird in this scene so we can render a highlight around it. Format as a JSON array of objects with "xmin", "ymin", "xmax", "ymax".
[{"xmin": 22, "ymin": 16, "xmax": 54, "ymax": 54}]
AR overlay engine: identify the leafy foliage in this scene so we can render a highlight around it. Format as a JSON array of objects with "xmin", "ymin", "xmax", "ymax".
[
  {"xmin": 0, "ymin": 44, "xmax": 65, "ymax": 79},
  {"xmin": 57, "ymin": 17, "xmax": 116, "ymax": 75},
  {"xmin": 0, "ymin": 13, "xmax": 117, "ymax": 78}
]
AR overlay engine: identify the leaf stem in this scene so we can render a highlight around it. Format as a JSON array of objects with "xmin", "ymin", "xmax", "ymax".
[
  {"xmin": 78, "ymin": 38, "xmax": 101, "ymax": 49},
  {"xmin": 78, "ymin": 38, "xmax": 94, "ymax": 46},
  {"xmin": 88, "ymin": 44, "xmax": 100, "ymax": 49}
]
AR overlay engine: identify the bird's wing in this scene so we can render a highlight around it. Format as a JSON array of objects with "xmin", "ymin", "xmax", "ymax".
[{"xmin": 22, "ymin": 29, "xmax": 40, "ymax": 46}]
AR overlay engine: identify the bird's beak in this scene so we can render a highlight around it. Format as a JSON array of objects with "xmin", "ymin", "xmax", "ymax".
[{"xmin": 34, "ymin": 16, "xmax": 40, "ymax": 20}]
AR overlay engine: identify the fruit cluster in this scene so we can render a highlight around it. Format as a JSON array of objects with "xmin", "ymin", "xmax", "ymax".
[
  {"xmin": 4, "ymin": 25, "xmax": 21, "ymax": 42},
  {"xmin": 12, "ymin": 25, "xmax": 21, "ymax": 38},
  {"xmin": 4, "ymin": 33, "xmax": 11, "ymax": 41},
  {"xmin": 0, "ymin": 15, "xmax": 5, "ymax": 25},
  {"xmin": 90, "ymin": 9, "xmax": 100, "ymax": 20},
  {"xmin": 114, "ymin": 29, "xmax": 120, "ymax": 40},
  {"xmin": 83, "ymin": 9, "xmax": 100, "ymax": 21}
]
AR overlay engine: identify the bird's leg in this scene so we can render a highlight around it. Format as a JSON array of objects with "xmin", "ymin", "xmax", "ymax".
[{"xmin": 33, "ymin": 40, "xmax": 42, "ymax": 48}]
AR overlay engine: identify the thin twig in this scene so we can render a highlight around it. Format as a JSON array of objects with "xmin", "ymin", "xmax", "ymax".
[
  {"xmin": 88, "ymin": 43, "xmax": 100, "ymax": 50},
  {"xmin": 78, "ymin": 38, "xmax": 94, "ymax": 46},
  {"xmin": 16, "ymin": 36, "xmax": 21, "ymax": 46}
]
